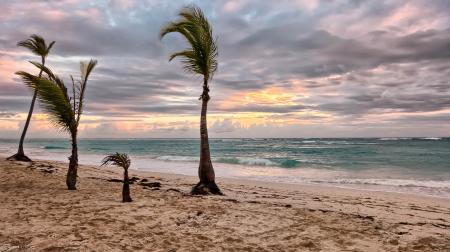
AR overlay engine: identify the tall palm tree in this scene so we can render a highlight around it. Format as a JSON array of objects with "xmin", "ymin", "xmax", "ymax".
[
  {"xmin": 101, "ymin": 153, "xmax": 133, "ymax": 202},
  {"xmin": 7, "ymin": 34, "xmax": 55, "ymax": 162},
  {"xmin": 16, "ymin": 60, "xmax": 97, "ymax": 190},
  {"xmin": 160, "ymin": 5, "xmax": 221, "ymax": 195}
]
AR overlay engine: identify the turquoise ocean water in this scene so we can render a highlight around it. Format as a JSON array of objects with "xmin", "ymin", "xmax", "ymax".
[{"xmin": 1, "ymin": 138, "xmax": 449, "ymax": 198}]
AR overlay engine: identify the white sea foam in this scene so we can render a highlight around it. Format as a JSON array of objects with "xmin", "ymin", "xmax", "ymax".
[
  {"xmin": 155, "ymin": 155, "xmax": 198, "ymax": 162},
  {"xmin": 154, "ymin": 155, "xmax": 277, "ymax": 167},
  {"xmin": 219, "ymin": 139, "xmax": 242, "ymax": 142},
  {"xmin": 228, "ymin": 157, "xmax": 275, "ymax": 166},
  {"xmin": 378, "ymin": 137, "xmax": 442, "ymax": 141},
  {"xmin": 378, "ymin": 137, "xmax": 412, "ymax": 141},
  {"xmin": 421, "ymin": 137, "xmax": 442, "ymax": 140}
]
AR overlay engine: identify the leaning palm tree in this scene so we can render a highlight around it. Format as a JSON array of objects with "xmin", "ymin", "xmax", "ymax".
[
  {"xmin": 7, "ymin": 34, "xmax": 55, "ymax": 162},
  {"xmin": 160, "ymin": 5, "xmax": 221, "ymax": 195},
  {"xmin": 101, "ymin": 153, "xmax": 133, "ymax": 202},
  {"xmin": 16, "ymin": 60, "xmax": 97, "ymax": 190}
]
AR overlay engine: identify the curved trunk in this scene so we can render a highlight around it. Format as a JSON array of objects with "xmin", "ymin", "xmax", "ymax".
[
  {"xmin": 7, "ymin": 57, "xmax": 45, "ymax": 162},
  {"xmin": 122, "ymin": 169, "xmax": 132, "ymax": 202},
  {"xmin": 66, "ymin": 132, "xmax": 78, "ymax": 190},
  {"xmin": 192, "ymin": 79, "xmax": 222, "ymax": 195}
]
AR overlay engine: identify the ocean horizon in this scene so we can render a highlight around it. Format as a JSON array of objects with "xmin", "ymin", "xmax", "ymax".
[{"xmin": 1, "ymin": 137, "xmax": 449, "ymax": 198}]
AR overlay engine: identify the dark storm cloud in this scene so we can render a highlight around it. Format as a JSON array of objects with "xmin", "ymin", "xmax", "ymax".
[
  {"xmin": 214, "ymin": 78, "xmax": 292, "ymax": 90},
  {"xmin": 0, "ymin": 81, "xmax": 28, "ymax": 96},
  {"xmin": 391, "ymin": 113, "xmax": 450, "ymax": 124},
  {"xmin": 227, "ymin": 28, "xmax": 450, "ymax": 79},
  {"xmin": 318, "ymin": 92, "xmax": 450, "ymax": 116},
  {"xmin": 0, "ymin": 96, "xmax": 32, "ymax": 112},
  {"xmin": 86, "ymin": 78, "xmax": 187, "ymax": 103},
  {"xmin": 96, "ymin": 66, "xmax": 186, "ymax": 82},
  {"xmin": 124, "ymin": 104, "xmax": 198, "ymax": 114}
]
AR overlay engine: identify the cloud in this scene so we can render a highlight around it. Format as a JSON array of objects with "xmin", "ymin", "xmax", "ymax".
[
  {"xmin": 0, "ymin": 112, "xmax": 18, "ymax": 119},
  {"xmin": 211, "ymin": 118, "xmax": 241, "ymax": 133},
  {"xmin": 0, "ymin": 0, "xmax": 449, "ymax": 137},
  {"xmin": 218, "ymin": 104, "xmax": 308, "ymax": 113}
]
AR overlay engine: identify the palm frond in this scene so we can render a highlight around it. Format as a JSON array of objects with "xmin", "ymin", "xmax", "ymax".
[
  {"xmin": 17, "ymin": 34, "xmax": 55, "ymax": 58},
  {"xmin": 80, "ymin": 59, "xmax": 97, "ymax": 83},
  {"xmin": 29, "ymin": 61, "xmax": 69, "ymax": 101},
  {"xmin": 70, "ymin": 76, "xmax": 76, "ymax": 112},
  {"xmin": 76, "ymin": 59, "xmax": 97, "ymax": 124},
  {"xmin": 160, "ymin": 5, "xmax": 218, "ymax": 81},
  {"xmin": 101, "ymin": 153, "xmax": 131, "ymax": 169},
  {"xmin": 46, "ymin": 41, "xmax": 56, "ymax": 55},
  {"xmin": 25, "ymin": 60, "xmax": 97, "ymax": 131},
  {"xmin": 169, "ymin": 49, "xmax": 203, "ymax": 74},
  {"xmin": 15, "ymin": 71, "xmax": 75, "ymax": 133},
  {"xmin": 29, "ymin": 61, "xmax": 56, "ymax": 79}
]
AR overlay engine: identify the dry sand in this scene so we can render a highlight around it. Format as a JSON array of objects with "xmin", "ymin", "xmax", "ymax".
[{"xmin": 0, "ymin": 156, "xmax": 449, "ymax": 251}]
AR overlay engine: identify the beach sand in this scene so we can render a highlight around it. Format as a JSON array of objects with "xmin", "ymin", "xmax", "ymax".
[{"xmin": 0, "ymin": 156, "xmax": 449, "ymax": 251}]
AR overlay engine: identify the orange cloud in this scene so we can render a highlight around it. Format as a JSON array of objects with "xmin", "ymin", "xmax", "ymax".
[{"xmin": 220, "ymin": 87, "xmax": 299, "ymax": 108}]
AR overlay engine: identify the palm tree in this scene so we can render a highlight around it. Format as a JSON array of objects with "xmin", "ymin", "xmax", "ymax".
[
  {"xmin": 160, "ymin": 5, "xmax": 221, "ymax": 195},
  {"xmin": 16, "ymin": 60, "xmax": 97, "ymax": 190},
  {"xmin": 7, "ymin": 34, "xmax": 55, "ymax": 162},
  {"xmin": 101, "ymin": 153, "xmax": 133, "ymax": 202}
]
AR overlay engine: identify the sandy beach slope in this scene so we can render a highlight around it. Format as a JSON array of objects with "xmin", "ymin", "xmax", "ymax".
[{"xmin": 1, "ymin": 156, "xmax": 449, "ymax": 251}]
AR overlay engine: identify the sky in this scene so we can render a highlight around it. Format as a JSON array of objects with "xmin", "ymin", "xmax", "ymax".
[{"xmin": 0, "ymin": 0, "xmax": 449, "ymax": 138}]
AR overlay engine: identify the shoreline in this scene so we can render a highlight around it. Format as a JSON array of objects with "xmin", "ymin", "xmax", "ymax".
[
  {"xmin": 1, "ymin": 156, "xmax": 450, "ymax": 251},
  {"xmin": 30, "ymin": 155, "xmax": 450, "ymax": 200},
  {"xmin": 6, "ymin": 153, "xmax": 450, "ymax": 200}
]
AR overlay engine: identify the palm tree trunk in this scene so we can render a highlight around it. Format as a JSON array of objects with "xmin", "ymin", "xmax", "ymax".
[
  {"xmin": 66, "ymin": 132, "xmax": 78, "ymax": 190},
  {"xmin": 7, "ymin": 57, "xmax": 45, "ymax": 162},
  {"xmin": 122, "ymin": 169, "xmax": 132, "ymax": 202},
  {"xmin": 192, "ymin": 79, "xmax": 222, "ymax": 195}
]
